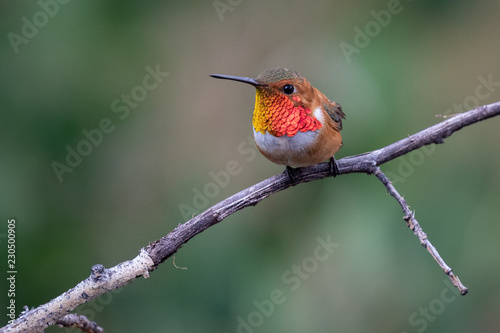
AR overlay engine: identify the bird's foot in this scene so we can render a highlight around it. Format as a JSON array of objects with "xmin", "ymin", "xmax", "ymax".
[
  {"xmin": 285, "ymin": 166, "xmax": 298, "ymax": 184},
  {"xmin": 329, "ymin": 156, "xmax": 340, "ymax": 177}
]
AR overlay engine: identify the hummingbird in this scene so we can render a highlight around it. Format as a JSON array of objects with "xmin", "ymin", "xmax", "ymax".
[{"xmin": 210, "ymin": 67, "xmax": 345, "ymax": 182}]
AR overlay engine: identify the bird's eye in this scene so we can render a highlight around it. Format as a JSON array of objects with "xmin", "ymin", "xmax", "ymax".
[{"xmin": 283, "ymin": 84, "xmax": 294, "ymax": 95}]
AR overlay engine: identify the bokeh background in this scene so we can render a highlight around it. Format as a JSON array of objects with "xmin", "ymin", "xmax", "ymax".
[{"xmin": 1, "ymin": 1, "xmax": 500, "ymax": 332}]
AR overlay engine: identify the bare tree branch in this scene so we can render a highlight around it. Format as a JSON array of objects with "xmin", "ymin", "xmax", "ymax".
[
  {"xmin": 2, "ymin": 101, "xmax": 499, "ymax": 333},
  {"xmin": 373, "ymin": 167, "xmax": 468, "ymax": 295}
]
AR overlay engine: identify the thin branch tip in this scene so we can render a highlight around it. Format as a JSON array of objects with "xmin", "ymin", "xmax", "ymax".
[{"xmin": 373, "ymin": 168, "xmax": 466, "ymax": 295}]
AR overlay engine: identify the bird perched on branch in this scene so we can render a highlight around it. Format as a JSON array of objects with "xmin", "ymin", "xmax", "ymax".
[{"xmin": 210, "ymin": 67, "xmax": 345, "ymax": 181}]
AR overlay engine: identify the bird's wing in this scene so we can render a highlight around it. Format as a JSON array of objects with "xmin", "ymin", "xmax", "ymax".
[{"xmin": 323, "ymin": 101, "xmax": 345, "ymax": 130}]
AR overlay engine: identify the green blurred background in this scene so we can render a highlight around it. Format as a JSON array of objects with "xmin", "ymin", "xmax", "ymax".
[{"xmin": 1, "ymin": 0, "xmax": 500, "ymax": 332}]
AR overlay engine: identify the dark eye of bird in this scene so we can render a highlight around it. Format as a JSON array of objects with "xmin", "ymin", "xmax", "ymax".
[{"xmin": 283, "ymin": 84, "xmax": 294, "ymax": 95}]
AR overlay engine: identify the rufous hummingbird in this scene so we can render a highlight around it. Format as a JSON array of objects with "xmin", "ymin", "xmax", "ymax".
[{"xmin": 210, "ymin": 67, "xmax": 345, "ymax": 181}]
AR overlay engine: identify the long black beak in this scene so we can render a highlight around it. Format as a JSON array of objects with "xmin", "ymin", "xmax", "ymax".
[{"xmin": 209, "ymin": 74, "xmax": 267, "ymax": 86}]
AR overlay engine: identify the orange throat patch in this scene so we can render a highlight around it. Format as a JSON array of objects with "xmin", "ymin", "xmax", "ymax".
[{"xmin": 252, "ymin": 89, "xmax": 322, "ymax": 137}]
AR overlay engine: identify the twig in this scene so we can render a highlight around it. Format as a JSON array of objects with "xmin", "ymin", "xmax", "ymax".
[
  {"xmin": 2, "ymin": 101, "xmax": 499, "ymax": 332},
  {"xmin": 373, "ymin": 167, "xmax": 468, "ymax": 295},
  {"xmin": 55, "ymin": 314, "xmax": 104, "ymax": 333}
]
